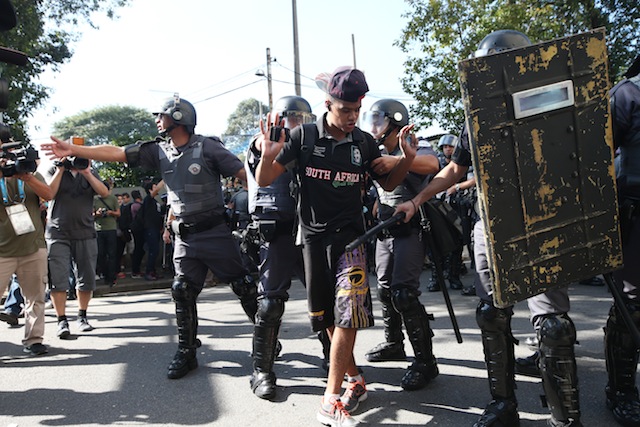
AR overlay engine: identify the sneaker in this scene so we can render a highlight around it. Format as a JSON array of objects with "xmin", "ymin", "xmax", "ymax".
[
  {"xmin": 117, "ymin": 272, "xmax": 126, "ymax": 279},
  {"xmin": 317, "ymin": 396, "xmax": 359, "ymax": 427},
  {"xmin": 341, "ymin": 377, "xmax": 368, "ymax": 413},
  {"xmin": 0, "ymin": 311, "xmax": 19, "ymax": 326},
  {"xmin": 144, "ymin": 273, "xmax": 157, "ymax": 281},
  {"xmin": 24, "ymin": 343, "xmax": 48, "ymax": 355},
  {"xmin": 45, "ymin": 300, "xmax": 53, "ymax": 309},
  {"xmin": 77, "ymin": 317, "xmax": 94, "ymax": 332},
  {"xmin": 57, "ymin": 320, "xmax": 71, "ymax": 339},
  {"xmin": 131, "ymin": 272, "xmax": 143, "ymax": 279}
]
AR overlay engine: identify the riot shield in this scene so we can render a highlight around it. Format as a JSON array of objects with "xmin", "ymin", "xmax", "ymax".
[{"xmin": 458, "ymin": 28, "xmax": 622, "ymax": 308}]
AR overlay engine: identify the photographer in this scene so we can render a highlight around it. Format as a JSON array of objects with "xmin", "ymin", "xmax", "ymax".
[
  {"xmin": 93, "ymin": 179, "xmax": 120, "ymax": 287},
  {"xmin": 46, "ymin": 153, "xmax": 109, "ymax": 339},
  {"xmin": 0, "ymin": 123, "xmax": 54, "ymax": 355}
]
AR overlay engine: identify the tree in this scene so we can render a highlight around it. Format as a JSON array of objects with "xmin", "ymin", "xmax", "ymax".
[
  {"xmin": 398, "ymin": 0, "xmax": 640, "ymax": 132},
  {"xmin": 52, "ymin": 105, "xmax": 157, "ymax": 187},
  {"xmin": 223, "ymin": 98, "xmax": 269, "ymax": 156},
  {"xmin": 0, "ymin": 0, "xmax": 129, "ymax": 142}
]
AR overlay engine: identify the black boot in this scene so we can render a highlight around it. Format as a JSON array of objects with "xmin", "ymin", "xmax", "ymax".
[
  {"xmin": 366, "ymin": 288, "xmax": 406, "ymax": 362},
  {"xmin": 168, "ymin": 279, "xmax": 200, "ymax": 379},
  {"xmin": 605, "ymin": 303, "xmax": 640, "ymax": 427},
  {"xmin": 250, "ymin": 298, "xmax": 284, "ymax": 400},
  {"xmin": 538, "ymin": 314, "xmax": 581, "ymax": 427},
  {"xmin": 391, "ymin": 288, "xmax": 438, "ymax": 391},
  {"xmin": 401, "ymin": 308, "xmax": 439, "ymax": 390},
  {"xmin": 447, "ymin": 248, "xmax": 464, "ymax": 290},
  {"xmin": 231, "ymin": 274, "xmax": 258, "ymax": 323},
  {"xmin": 474, "ymin": 301, "xmax": 520, "ymax": 427}
]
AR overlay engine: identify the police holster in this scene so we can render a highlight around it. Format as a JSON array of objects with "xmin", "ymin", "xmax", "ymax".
[{"xmin": 258, "ymin": 220, "xmax": 277, "ymax": 242}]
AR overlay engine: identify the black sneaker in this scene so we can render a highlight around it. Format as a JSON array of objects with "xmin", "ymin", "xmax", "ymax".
[
  {"xmin": 474, "ymin": 398, "xmax": 519, "ymax": 427},
  {"xmin": 515, "ymin": 351, "xmax": 540, "ymax": 377},
  {"xmin": 0, "ymin": 311, "xmax": 19, "ymax": 326},
  {"xmin": 24, "ymin": 343, "xmax": 48, "ymax": 355}
]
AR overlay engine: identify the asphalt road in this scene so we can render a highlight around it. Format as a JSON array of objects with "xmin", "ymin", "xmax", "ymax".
[{"xmin": 0, "ymin": 269, "xmax": 621, "ymax": 426}]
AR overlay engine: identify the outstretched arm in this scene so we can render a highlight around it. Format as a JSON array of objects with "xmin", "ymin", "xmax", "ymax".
[
  {"xmin": 41, "ymin": 136, "xmax": 127, "ymax": 163},
  {"xmin": 395, "ymin": 161, "xmax": 469, "ymax": 222}
]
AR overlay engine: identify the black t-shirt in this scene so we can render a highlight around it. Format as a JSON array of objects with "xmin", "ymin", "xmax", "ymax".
[{"xmin": 276, "ymin": 115, "xmax": 382, "ymax": 241}]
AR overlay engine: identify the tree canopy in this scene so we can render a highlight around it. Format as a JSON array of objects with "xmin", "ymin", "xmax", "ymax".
[
  {"xmin": 223, "ymin": 98, "xmax": 268, "ymax": 156},
  {"xmin": 52, "ymin": 105, "xmax": 157, "ymax": 187},
  {"xmin": 398, "ymin": 0, "xmax": 640, "ymax": 132},
  {"xmin": 0, "ymin": 0, "xmax": 129, "ymax": 142}
]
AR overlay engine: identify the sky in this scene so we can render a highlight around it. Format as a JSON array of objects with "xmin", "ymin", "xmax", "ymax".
[{"xmin": 26, "ymin": 0, "xmax": 445, "ymax": 148}]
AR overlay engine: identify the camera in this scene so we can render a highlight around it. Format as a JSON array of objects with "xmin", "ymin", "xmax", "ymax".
[
  {"xmin": 54, "ymin": 156, "xmax": 89, "ymax": 170},
  {"xmin": 0, "ymin": 125, "xmax": 39, "ymax": 177},
  {"xmin": 96, "ymin": 207, "xmax": 108, "ymax": 218},
  {"xmin": 270, "ymin": 126, "xmax": 290, "ymax": 142}
]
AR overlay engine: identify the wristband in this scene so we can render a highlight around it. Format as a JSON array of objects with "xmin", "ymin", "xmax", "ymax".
[{"xmin": 409, "ymin": 199, "xmax": 418, "ymax": 213}]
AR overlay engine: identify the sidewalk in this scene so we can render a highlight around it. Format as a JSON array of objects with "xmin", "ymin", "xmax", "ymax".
[{"xmin": 0, "ymin": 269, "xmax": 618, "ymax": 426}]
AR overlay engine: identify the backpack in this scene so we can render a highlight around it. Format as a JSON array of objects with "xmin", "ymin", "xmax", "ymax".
[
  {"xmin": 129, "ymin": 201, "xmax": 144, "ymax": 233},
  {"xmin": 119, "ymin": 203, "xmax": 133, "ymax": 230}
]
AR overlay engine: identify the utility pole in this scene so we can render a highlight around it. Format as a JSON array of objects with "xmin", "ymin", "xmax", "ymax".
[
  {"xmin": 352, "ymin": 34, "xmax": 357, "ymax": 68},
  {"xmin": 266, "ymin": 47, "xmax": 273, "ymax": 112},
  {"xmin": 292, "ymin": 0, "xmax": 301, "ymax": 96}
]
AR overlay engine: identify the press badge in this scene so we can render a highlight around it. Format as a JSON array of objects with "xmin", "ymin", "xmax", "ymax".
[{"xmin": 6, "ymin": 204, "xmax": 36, "ymax": 235}]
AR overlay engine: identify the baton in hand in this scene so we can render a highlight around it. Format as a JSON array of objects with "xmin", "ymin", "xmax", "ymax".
[{"xmin": 345, "ymin": 212, "xmax": 406, "ymax": 252}]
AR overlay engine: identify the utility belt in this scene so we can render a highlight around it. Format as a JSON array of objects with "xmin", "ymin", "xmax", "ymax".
[
  {"xmin": 172, "ymin": 215, "xmax": 226, "ymax": 238},
  {"xmin": 254, "ymin": 219, "xmax": 295, "ymax": 242},
  {"xmin": 378, "ymin": 215, "xmax": 420, "ymax": 239}
]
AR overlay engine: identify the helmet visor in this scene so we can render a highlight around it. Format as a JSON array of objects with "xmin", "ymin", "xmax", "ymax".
[
  {"xmin": 362, "ymin": 111, "xmax": 390, "ymax": 139},
  {"xmin": 282, "ymin": 111, "xmax": 316, "ymax": 129}
]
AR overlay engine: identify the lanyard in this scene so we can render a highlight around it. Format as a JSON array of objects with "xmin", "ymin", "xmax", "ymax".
[{"xmin": 0, "ymin": 177, "xmax": 25, "ymax": 206}]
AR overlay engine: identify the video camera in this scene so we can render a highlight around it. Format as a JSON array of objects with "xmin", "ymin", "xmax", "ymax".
[
  {"xmin": 53, "ymin": 156, "xmax": 89, "ymax": 170},
  {"xmin": 0, "ymin": 122, "xmax": 38, "ymax": 177},
  {"xmin": 52, "ymin": 136, "xmax": 89, "ymax": 170}
]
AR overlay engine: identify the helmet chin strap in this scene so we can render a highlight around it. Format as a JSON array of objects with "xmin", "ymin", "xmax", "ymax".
[
  {"xmin": 375, "ymin": 125, "xmax": 397, "ymax": 146},
  {"xmin": 160, "ymin": 123, "xmax": 178, "ymax": 137}
]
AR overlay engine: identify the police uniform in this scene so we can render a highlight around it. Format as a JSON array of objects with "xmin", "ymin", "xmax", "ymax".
[
  {"xmin": 244, "ymin": 136, "xmax": 306, "ymax": 399},
  {"xmin": 456, "ymin": 126, "xmax": 579, "ymax": 426},
  {"xmin": 604, "ymin": 66, "xmax": 640, "ymax": 426},
  {"xmin": 373, "ymin": 143, "xmax": 440, "ymax": 390},
  {"xmin": 125, "ymin": 134, "xmax": 257, "ymax": 378}
]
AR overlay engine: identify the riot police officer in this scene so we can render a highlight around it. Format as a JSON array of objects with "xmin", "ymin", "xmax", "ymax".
[
  {"xmin": 605, "ymin": 53, "xmax": 640, "ymax": 427},
  {"xmin": 362, "ymin": 99, "xmax": 441, "ymax": 390},
  {"xmin": 244, "ymin": 95, "xmax": 320, "ymax": 400},
  {"xmin": 42, "ymin": 96, "xmax": 259, "ymax": 381},
  {"xmin": 395, "ymin": 30, "xmax": 582, "ymax": 427}
]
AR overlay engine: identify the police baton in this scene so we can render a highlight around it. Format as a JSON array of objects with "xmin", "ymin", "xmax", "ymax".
[
  {"xmin": 417, "ymin": 204, "xmax": 463, "ymax": 344},
  {"xmin": 603, "ymin": 272, "xmax": 640, "ymax": 348},
  {"xmin": 344, "ymin": 212, "xmax": 406, "ymax": 253}
]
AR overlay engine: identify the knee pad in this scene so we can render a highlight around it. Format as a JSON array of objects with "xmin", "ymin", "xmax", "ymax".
[
  {"xmin": 476, "ymin": 300, "xmax": 512, "ymax": 333},
  {"xmin": 231, "ymin": 274, "xmax": 258, "ymax": 300},
  {"xmin": 539, "ymin": 313, "xmax": 576, "ymax": 348},
  {"xmin": 256, "ymin": 297, "xmax": 285, "ymax": 325},
  {"xmin": 391, "ymin": 287, "xmax": 422, "ymax": 315},
  {"xmin": 171, "ymin": 277, "xmax": 199, "ymax": 303},
  {"xmin": 608, "ymin": 301, "xmax": 640, "ymax": 332}
]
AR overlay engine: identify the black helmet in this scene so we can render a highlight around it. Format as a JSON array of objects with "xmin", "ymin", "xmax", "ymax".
[
  {"xmin": 473, "ymin": 30, "xmax": 531, "ymax": 58},
  {"xmin": 625, "ymin": 54, "xmax": 640, "ymax": 78},
  {"xmin": 154, "ymin": 94, "xmax": 197, "ymax": 134},
  {"xmin": 438, "ymin": 134, "xmax": 457, "ymax": 148},
  {"xmin": 274, "ymin": 96, "xmax": 316, "ymax": 129},
  {"xmin": 362, "ymin": 99, "xmax": 409, "ymax": 139}
]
